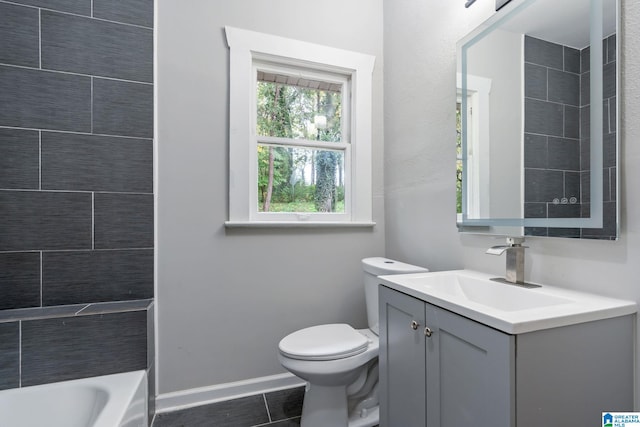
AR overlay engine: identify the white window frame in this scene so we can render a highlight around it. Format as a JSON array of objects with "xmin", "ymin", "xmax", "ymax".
[
  {"xmin": 225, "ymin": 26, "xmax": 375, "ymax": 227},
  {"xmin": 456, "ymin": 73, "xmax": 491, "ymax": 222}
]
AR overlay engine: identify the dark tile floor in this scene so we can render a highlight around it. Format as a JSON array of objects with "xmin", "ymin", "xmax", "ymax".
[{"xmin": 151, "ymin": 386, "xmax": 304, "ymax": 427}]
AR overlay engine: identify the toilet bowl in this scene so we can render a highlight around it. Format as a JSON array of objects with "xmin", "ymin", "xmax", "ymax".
[{"xmin": 278, "ymin": 258, "xmax": 428, "ymax": 427}]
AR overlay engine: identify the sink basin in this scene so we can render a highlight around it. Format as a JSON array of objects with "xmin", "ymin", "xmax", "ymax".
[
  {"xmin": 411, "ymin": 273, "xmax": 570, "ymax": 312},
  {"xmin": 378, "ymin": 270, "xmax": 637, "ymax": 334}
]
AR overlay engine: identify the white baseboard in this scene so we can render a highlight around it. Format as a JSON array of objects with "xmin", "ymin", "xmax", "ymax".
[{"xmin": 155, "ymin": 373, "xmax": 306, "ymax": 414}]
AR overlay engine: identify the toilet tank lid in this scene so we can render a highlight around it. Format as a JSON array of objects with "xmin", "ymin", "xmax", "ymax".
[{"xmin": 362, "ymin": 257, "xmax": 428, "ymax": 276}]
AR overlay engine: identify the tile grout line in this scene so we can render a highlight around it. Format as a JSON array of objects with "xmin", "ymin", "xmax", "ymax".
[
  {"xmin": 18, "ymin": 320, "xmax": 22, "ymax": 388},
  {"xmin": 38, "ymin": 8, "xmax": 42, "ymax": 69},
  {"xmin": 90, "ymin": 77, "xmax": 93, "ymax": 134},
  {"xmin": 0, "ymin": 61, "xmax": 154, "ymax": 86},
  {"xmin": 0, "ymin": 124, "xmax": 154, "ymax": 141},
  {"xmin": 39, "ymin": 251, "xmax": 43, "ymax": 307},
  {"xmin": 91, "ymin": 192, "xmax": 95, "ymax": 250},
  {"xmin": 0, "ymin": 0, "xmax": 153, "ymax": 30},
  {"xmin": 262, "ymin": 393, "xmax": 272, "ymax": 423},
  {"xmin": 38, "ymin": 130, "xmax": 41, "ymax": 190}
]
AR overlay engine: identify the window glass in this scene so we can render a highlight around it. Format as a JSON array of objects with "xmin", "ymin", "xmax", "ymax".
[
  {"xmin": 256, "ymin": 77, "xmax": 343, "ymax": 143},
  {"xmin": 257, "ymin": 145, "xmax": 345, "ymax": 213}
]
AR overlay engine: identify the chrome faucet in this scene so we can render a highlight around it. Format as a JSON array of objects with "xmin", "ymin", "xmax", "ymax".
[{"xmin": 486, "ymin": 237, "xmax": 527, "ymax": 285}]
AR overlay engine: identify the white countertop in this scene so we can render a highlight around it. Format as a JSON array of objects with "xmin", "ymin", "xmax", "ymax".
[{"xmin": 378, "ymin": 269, "xmax": 637, "ymax": 334}]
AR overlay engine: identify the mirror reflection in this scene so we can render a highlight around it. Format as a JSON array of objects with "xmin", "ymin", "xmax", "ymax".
[{"xmin": 456, "ymin": 0, "xmax": 618, "ymax": 239}]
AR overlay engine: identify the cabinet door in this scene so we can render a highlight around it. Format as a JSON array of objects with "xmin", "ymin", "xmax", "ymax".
[
  {"xmin": 425, "ymin": 303, "xmax": 515, "ymax": 427},
  {"xmin": 379, "ymin": 286, "xmax": 426, "ymax": 427}
]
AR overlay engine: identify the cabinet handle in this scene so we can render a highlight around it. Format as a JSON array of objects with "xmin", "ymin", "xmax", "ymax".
[
  {"xmin": 410, "ymin": 320, "xmax": 420, "ymax": 330},
  {"xmin": 424, "ymin": 327, "xmax": 433, "ymax": 338}
]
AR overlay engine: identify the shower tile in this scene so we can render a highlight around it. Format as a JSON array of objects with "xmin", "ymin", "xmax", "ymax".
[
  {"xmin": 524, "ymin": 227, "xmax": 548, "ymax": 237},
  {"xmin": 548, "ymin": 203, "xmax": 580, "ymax": 219},
  {"xmin": 548, "ymin": 69, "xmax": 579, "ymax": 106},
  {"xmin": 564, "ymin": 105, "xmax": 579, "ymax": 139},
  {"xmin": 580, "ymin": 106, "xmax": 590, "ymax": 141},
  {"xmin": 604, "ymin": 133, "xmax": 616, "ymax": 169},
  {"xmin": 607, "ymin": 34, "xmax": 616, "ymax": 63},
  {"xmin": 609, "ymin": 97, "xmax": 617, "ymax": 133},
  {"xmin": 547, "ymin": 227, "xmax": 581, "ymax": 238},
  {"xmin": 603, "ymin": 168, "xmax": 611, "ymax": 202},
  {"xmin": 564, "ymin": 171, "xmax": 581, "ymax": 201},
  {"xmin": 0, "ymin": 2, "xmax": 40, "ymax": 68},
  {"xmin": 41, "ymin": 132, "xmax": 153, "ymax": 193},
  {"xmin": 94, "ymin": 193, "xmax": 154, "ymax": 249},
  {"xmin": 265, "ymin": 386, "xmax": 305, "ymax": 422},
  {"xmin": 21, "ymin": 310, "xmax": 147, "ymax": 386},
  {"xmin": 0, "ymin": 128, "xmax": 40, "ymax": 190},
  {"xmin": 42, "ymin": 249, "xmax": 154, "ymax": 306},
  {"xmin": 609, "ymin": 167, "xmax": 618, "ymax": 202},
  {"xmin": 581, "ymin": 201, "xmax": 617, "ymax": 239},
  {"xmin": 152, "ymin": 395, "xmax": 269, "ymax": 427},
  {"xmin": 5, "ymin": 0, "xmax": 90, "ymax": 16},
  {"xmin": 0, "ymin": 322, "xmax": 19, "ymax": 390},
  {"xmin": 41, "ymin": 11, "xmax": 153, "ymax": 83},
  {"xmin": 580, "ymin": 71, "xmax": 590, "ymax": 107},
  {"xmin": 524, "ymin": 133, "xmax": 547, "ymax": 169},
  {"xmin": 581, "ymin": 171, "xmax": 590, "ymax": 204},
  {"xmin": 524, "ymin": 202, "xmax": 546, "ymax": 218},
  {"xmin": 564, "ymin": 46, "xmax": 580, "ymax": 74},
  {"xmin": 581, "ymin": 46, "xmax": 590, "ymax": 75},
  {"xmin": 524, "ymin": 63, "xmax": 547, "ymax": 101},
  {"xmin": 548, "ymin": 137, "xmax": 580, "ymax": 171},
  {"xmin": 0, "ymin": 252, "xmax": 41, "ymax": 310},
  {"xmin": 0, "ymin": 190, "xmax": 92, "ymax": 251},
  {"xmin": 524, "ymin": 169, "xmax": 564, "ymax": 203},
  {"xmin": 603, "ymin": 61, "xmax": 616, "ymax": 100},
  {"xmin": 0, "ymin": 65, "xmax": 91, "ymax": 132},
  {"xmin": 524, "ymin": 98, "xmax": 563, "ymax": 137},
  {"xmin": 93, "ymin": 0, "xmax": 154, "ymax": 28},
  {"xmin": 525, "ymin": 36, "xmax": 563, "ymax": 70},
  {"xmin": 93, "ymin": 78, "xmax": 153, "ymax": 138}
]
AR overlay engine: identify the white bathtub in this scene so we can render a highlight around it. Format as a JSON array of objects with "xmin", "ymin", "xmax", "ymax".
[{"xmin": 0, "ymin": 370, "xmax": 148, "ymax": 427}]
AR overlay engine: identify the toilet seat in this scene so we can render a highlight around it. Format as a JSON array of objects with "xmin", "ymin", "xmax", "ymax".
[{"xmin": 279, "ymin": 324, "xmax": 370, "ymax": 361}]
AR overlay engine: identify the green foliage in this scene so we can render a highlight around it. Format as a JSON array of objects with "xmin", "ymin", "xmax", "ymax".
[{"xmin": 256, "ymin": 79, "xmax": 345, "ymax": 213}]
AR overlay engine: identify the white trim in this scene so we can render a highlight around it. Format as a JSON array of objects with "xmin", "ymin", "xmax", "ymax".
[
  {"xmin": 457, "ymin": 73, "xmax": 491, "ymax": 219},
  {"xmin": 154, "ymin": 373, "xmax": 305, "ymax": 414},
  {"xmin": 225, "ymin": 26, "xmax": 375, "ymax": 224},
  {"xmin": 225, "ymin": 220, "xmax": 376, "ymax": 228}
]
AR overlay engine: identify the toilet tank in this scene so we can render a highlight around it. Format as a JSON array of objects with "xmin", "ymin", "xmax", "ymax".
[{"xmin": 362, "ymin": 257, "xmax": 428, "ymax": 335}]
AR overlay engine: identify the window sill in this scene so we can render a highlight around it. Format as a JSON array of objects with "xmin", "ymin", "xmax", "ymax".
[{"xmin": 224, "ymin": 221, "xmax": 376, "ymax": 229}]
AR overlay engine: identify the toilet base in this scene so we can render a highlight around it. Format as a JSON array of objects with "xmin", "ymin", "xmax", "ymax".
[
  {"xmin": 300, "ymin": 383, "xmax": 348, "ymax": 427},
  {"xmin": 300, "ymin": 383, "xmax": 379, "ymax": 427},
  {"xmin": 348, "ymin": 405, "xmax": 379, "ymax": 427}
]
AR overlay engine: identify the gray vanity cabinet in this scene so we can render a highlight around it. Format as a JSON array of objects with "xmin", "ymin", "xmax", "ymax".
[
  {"xmin": 379, "ymin": 285, "xmax": 513, "ymax": 427},
  {"xmin": 379, "ymin": 285, "xmax": 634, "ymax": 427}
]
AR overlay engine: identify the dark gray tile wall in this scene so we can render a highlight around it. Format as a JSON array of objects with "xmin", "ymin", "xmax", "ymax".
[
  {"xmin": 152, "ymin": 387, "xmax": 305, "ymax": 427},
  {"xmin": 523, "ymin": 34, "xmax": 617, "ymax": 239},
  {"xmin": 0, "ymin": 322, "xmax": 20, "ymax": 390},
  {"xmin": 0, "ymin": 0, "xmax": 155, "ymax": 396},
  {"xmin": 21, "ymin": 310, "xmax": 148, "ymax": 386}
]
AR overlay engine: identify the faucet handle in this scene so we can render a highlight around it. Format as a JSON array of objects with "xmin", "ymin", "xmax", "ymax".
[{"xmin": 506, "ymin": 237, "xmax": 525, "ymax": 246}]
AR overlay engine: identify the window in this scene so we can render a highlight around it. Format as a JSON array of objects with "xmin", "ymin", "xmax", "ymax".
[
  {"xmin": 225, "ymin": 27, "xmax": 375, "ymax": 226},
  {"xmin": 456, "ymin": 73, "xmax": 491, "ymax": 221}
]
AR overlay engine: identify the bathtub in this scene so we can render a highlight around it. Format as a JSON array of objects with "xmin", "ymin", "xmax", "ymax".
[{"xmin": 0, "ymin": 370, "xmax": 148, "ymax": 427}]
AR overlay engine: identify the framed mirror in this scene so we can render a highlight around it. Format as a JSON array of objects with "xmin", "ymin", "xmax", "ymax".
[{"xmin": 456, "ymin": 0, "xmax": 619, "ymax": 239}]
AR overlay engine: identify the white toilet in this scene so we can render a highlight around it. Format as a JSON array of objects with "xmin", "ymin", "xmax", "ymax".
[{"xmin": 278, "ymin": 257, "xmax": 428, "ymax": 427}]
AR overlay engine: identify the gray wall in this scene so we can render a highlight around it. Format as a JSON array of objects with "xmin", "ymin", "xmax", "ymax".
[
  {"xmin": 384, "ymin": 0, "xmax": 640, "ymax": 408},
  {"xmin": 0, "ymin": 0, "xmax": 153, "ymax": 389},
  {"xmin": 156, "ymin": 0, "xmax": 385, "ymax": 394}
]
